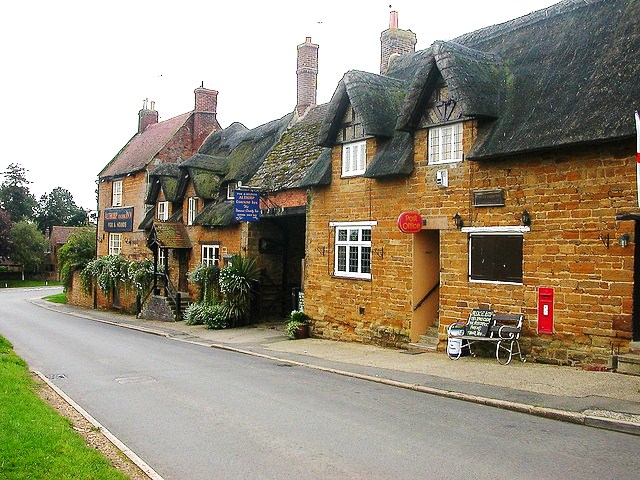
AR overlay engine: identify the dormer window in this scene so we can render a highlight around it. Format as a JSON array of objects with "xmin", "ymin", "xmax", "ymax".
[
  {"xmin": 339, "ymin": 105, "xmax": 367, "ymax": 177},
  {"xmin": 428, "ymin": 122, "xmax": 463, "ymax": 165},
  {"xmin": 157, "ymin": 201, "xmax": 169, "ymax": 221},
  {"xmin": 338, "ymin": 106, "xmax": 364, "ymax": 143},
  {"xmin": 342, "ymin": 141, "xmax": 367, "ymax": 177},
  {"xmin": 187, "ymin": 197, "xmax": 199, "ymax": 225}
]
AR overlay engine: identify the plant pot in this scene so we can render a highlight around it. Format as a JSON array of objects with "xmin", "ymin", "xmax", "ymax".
[{"xmin": 293, "ymin": 323, "xmax": 310, "ymax": 339}]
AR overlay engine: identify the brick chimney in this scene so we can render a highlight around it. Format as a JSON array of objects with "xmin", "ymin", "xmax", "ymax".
[
  {"xmin": 138, "ymin": 98, "xmax": 158, "ymax": 133},
  {"xmin": 380, "ymin": 11, "xmax": 416, "ymax": 75},
  {"xmin": 296, "ymin": 37, "xmax": 318, "ymax": 117},
  {"xmin": 193, "ymin": 85, "xmax": 219, "ymax": 148}
]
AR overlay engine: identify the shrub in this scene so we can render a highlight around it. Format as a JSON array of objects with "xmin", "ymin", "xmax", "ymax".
[
  {"xmin": 219, "ymin": 255, "xmax": 260, "ymax": 326},
  {"xmin": 81, "ymin": 255, "xmax": 154, "ymax": 298},
  {"xmin": 202, "ymin": 304, "xmax": 229, "ymax": 330},
  {"xmin": 184, "ymin": 303, "xmax": 205, "ymax": 325}
]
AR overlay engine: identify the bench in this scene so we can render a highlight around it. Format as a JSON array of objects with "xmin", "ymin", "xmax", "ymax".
[{"xmin": 447, "ymin": 311, "xmax": 526, "ymax": 365}]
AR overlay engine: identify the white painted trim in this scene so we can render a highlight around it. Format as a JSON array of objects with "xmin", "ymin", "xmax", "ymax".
[
  {"xmin": 461, "ymin": 226, "xmax": 530, "ymax": 234},
  {"xmin": 329, "ymin": 220, "xmax": 378, "ymax": 227}
]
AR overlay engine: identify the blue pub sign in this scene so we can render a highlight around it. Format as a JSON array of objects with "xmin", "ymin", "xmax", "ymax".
[
  {"xmin": 103, "ymin": 206, "xmax": 134, "ymax": 232},
  {"xmin": 234, "ymin": 189, "xmax": 261, "ymax": 222}
]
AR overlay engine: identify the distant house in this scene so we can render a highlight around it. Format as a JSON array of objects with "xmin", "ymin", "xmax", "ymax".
[{"xmin": 45, "ymin": 226, "xmax": 85, "ymax": 280}]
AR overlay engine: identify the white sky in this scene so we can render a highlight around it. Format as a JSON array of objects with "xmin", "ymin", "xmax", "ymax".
[{"xmin": 0, "ymin": 0, "xmax": 558, "ymax": 211}]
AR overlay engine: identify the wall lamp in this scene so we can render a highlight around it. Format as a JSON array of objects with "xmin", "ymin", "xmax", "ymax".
[
  {"xmin": 619, "ymin": 233, "xmax": 631, "ymax": 248},
  {"xmin": 453, "ymin": 213, "xmax": 464, "ymax": 230},
  {"xmin": 521, "ymin": 210, "xmax": 531, "ymax": 227}
]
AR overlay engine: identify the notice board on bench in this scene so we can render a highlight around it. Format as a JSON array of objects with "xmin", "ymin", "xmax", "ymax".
[{"xmin": 465, "ymin": 309, "xmax": 494, "ymax": 337}]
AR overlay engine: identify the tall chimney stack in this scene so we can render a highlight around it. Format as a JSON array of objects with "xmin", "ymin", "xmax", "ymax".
[
  {"xmin": 193, "ymin": 86, "xmax": 219, "ymax": 148},
  {"xmin": 296, "ymin": 37, "xmax": 319, "ymax": 117},
  {"xmin": 380, "ymin": 11, "xmax": 416, "ymax": 75},
  {"xmin": 138, "ymin": 98, "xmax": 158, "ymax": 133}
]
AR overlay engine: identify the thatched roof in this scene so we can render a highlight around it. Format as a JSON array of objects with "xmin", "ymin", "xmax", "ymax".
[
  {"xmin": 318, "ymin": 71, "xmax": 409, "ymax": 147},
  {"xmin": 149, "ymin": 222, "xmax": 192, "ymax": 249},
  {"xmin": 249, "ymin": 104, "xmax": 328, "ymax": 191},
  {"xmin": 392, "ymin": 0, "xmax": 639, "ymax": 160},
  {"xmin": 193, "ymin": 200, "xmax": 235, "ymax": 227},
  {"xmin": 364, "ymin": 131, "xmax": 414, "ymax": 178},
  {"xmin": 299, "ymin": 148, "xmax": 332, "ymax": 187}
]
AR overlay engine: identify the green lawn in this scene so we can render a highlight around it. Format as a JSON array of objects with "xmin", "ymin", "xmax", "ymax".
[
  {"xmin": 0, "ymin": 336, "xmax": 128, "ymax": 480},
  {"xmin": 0, "ymin": 280, "xmax": 62, "ymax": 288},
  {"xmin": 43, "ymin": 292, "xmax": 67, "ymax": 304}
]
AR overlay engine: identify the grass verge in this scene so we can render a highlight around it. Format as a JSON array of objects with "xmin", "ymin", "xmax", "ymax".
[
  {"xmin": 0, "ymin": 335, "xmax": 128, "ymax": 480},
  {"xmin": 43, "ymin": 292, "xmax": 67, "ymax": 304}
]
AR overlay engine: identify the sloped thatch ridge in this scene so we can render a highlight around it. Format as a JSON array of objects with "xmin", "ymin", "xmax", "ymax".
[
  {"xmin": 299, "ymin": 148, "xmax": 332, "ymax": 187},
  {"xmin": 365, "ymin": 131, "xmax": 414, "ymax": 178},
  {"xmin": 223, "ymin": 113, "xmax": 293, "ymax": 184},
  {"xmin": 180, "ymin": 154, "xmax": 228, "ymax": 174},
  {"xmin": 460, "ymin": 0, "xmax": 640, "ymax": 159},
  {"xmin": 138, "ymin": 207, "xmax": 155, "ymax": 230},
  {"xmin": 198, "ymin": 122, "xmax": 249, "ymax": 157},
  {"xmin": 250, "ymin": 104, "xmax": 328, "ymax": 191},
  {"xmin": 193, "ymin": 200, "xmax": 235, "ymax": 227},
  {"xmin": 318, "ymin": 71, "xmax": 409, "ymax": 147}
]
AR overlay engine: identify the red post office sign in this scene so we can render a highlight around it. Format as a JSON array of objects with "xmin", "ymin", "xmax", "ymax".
[{"xmin": 397, "ymin": 211, "xmax": 423, "ymax": 233}]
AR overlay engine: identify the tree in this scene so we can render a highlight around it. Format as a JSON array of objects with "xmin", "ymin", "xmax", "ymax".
[
  {"xmin": 10, "ymin": 221, "xmax": 47, "ymax": 280},
  {"xmin": 0, "ymin": 163, "xmax": 37, "ymax": 222},
  {"xmin": 57, "ymin": 226, "xmax": 96, "ymax": 287},
  {"xmin": 35, "ymin": 187, "xmax": 88, "ymax": 233},
  {"xmin": 0, "ymin": 209, "xmax": 12, "ymax": 259}
]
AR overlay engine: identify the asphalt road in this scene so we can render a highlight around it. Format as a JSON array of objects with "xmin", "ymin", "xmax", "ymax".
[{"xmin": 1, "ymin": 287, "xmax": 639, "ymax": 480}]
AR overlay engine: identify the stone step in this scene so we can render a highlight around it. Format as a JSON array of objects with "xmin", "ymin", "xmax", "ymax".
[{"xmin": 615, "ymin": 354, "xmax": 640, "ymax": 376}]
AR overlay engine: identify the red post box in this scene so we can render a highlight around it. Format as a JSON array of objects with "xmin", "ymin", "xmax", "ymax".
[{"xmin": 538, "ymin": 287, "xmax": 554, "ymax": 334}]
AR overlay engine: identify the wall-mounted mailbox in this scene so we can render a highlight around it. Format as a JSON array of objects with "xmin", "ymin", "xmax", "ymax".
[{"xmin": 538, "ymin": 287, "xmax": 554, "ymax": 334}]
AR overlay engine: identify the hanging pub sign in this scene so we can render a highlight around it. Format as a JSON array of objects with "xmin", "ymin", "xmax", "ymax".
[
  {"xmin": 397, "ymin": 211, "xmax": 423, "ymax": 233},
  {"xmin": 103, "ymin": 206, "xmax": 134, "ymax": 232},
  {"xmin": 234, "ymin": 189, "xmax": 261, "ymax": 222}
]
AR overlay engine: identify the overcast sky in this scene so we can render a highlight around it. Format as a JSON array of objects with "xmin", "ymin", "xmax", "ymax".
[{"xmin": 1, "ymin": 0, "xmax": 559, "ymax": 211}]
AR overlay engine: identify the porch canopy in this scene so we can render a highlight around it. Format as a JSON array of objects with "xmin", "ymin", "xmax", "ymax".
[{"xmin": 146, "ymin": 222, "xmax": 193, "ymax": 250}]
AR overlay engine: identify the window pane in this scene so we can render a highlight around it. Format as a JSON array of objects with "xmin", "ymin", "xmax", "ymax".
[
  {"xmin": 470, "ymin": 235, "xmax": 523, "ymax": 283},
  {"xmin": 348, "ymin": 246, "xmax": 359, "ymax": 272},
  {"xmin": 337, "ymin": 246, "xmax": 346, "ymax": 271},
  {"xmin": 338, "ymin": 229, "xmax": 347, "ymax": 241},
  {"xmin": 343, "ymin": 146, "xmax": 351, "ymax": 173},
  {"xmin": 357, "ymin": 143, "xmax": 366, "ymax": 171},
  {"xmin": 349, "ymin": 229, "xmax": 359, "ymax": 241},
  {"xmin": 361, "ymin": 247, "xmax": 371, "ymax": 274},
  {"xmin": 361, "ymin": 229, "xmax": 371, "ymax": 242}
]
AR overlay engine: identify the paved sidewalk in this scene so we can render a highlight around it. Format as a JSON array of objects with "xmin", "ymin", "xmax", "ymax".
[{"xmin": 32, "ymin": 298, "xmax": 640, "ymax": 435}]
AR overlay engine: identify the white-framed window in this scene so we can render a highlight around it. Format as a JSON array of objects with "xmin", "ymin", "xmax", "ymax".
[
  {"xmin": 202, "ymin": 244, "xmax": 220, "ymax": 267},
  {"xmin": 428, "ymin": 122, "xmax": 463, "ymax": 165},
  {"xmin": 463, "ymin": 226, "xmax": 528, "ymax": 285},
  {"xmin": 108, "ymin": 233, "xmax": 122, "ymax": 255},
  {"xmin": 157, "ymin": 201, "xmax": 169, "ymax": 221},
  {"xmin": 330, "ymin": 221, "xmax": 376, "ymax": 279},
  {"xmin": 112, "ymin": 180, "xmax": 123, "ymax": 206},
  {"xmin": 227, "ymin": 182, "xmax": 237, "ymax": 200},
  {"xmin": 341, "ymin": 141, "xmax": 367, "ymax": 177},
  {"xmin": 187, "ymin": 197, "xmax": 199, "ymax": 225}
]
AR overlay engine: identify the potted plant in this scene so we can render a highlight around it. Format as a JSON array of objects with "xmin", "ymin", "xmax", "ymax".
[{"xmin": 285, "ymin": 310, "xmax": 310, "ymax": 339}]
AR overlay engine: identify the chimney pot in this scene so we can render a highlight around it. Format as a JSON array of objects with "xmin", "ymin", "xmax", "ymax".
[
  {"xmin": 380, "ymin": 11, "xmax": 416, "ymax": 75},
  {"xmin": 390, "ymin": 11, "xmax": 398, "ymax": 29}
]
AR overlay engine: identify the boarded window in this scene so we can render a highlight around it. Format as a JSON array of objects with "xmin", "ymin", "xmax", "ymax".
[{"xmin": 469, "ymin": 234, "xmax": 523, "ymax": 283}]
